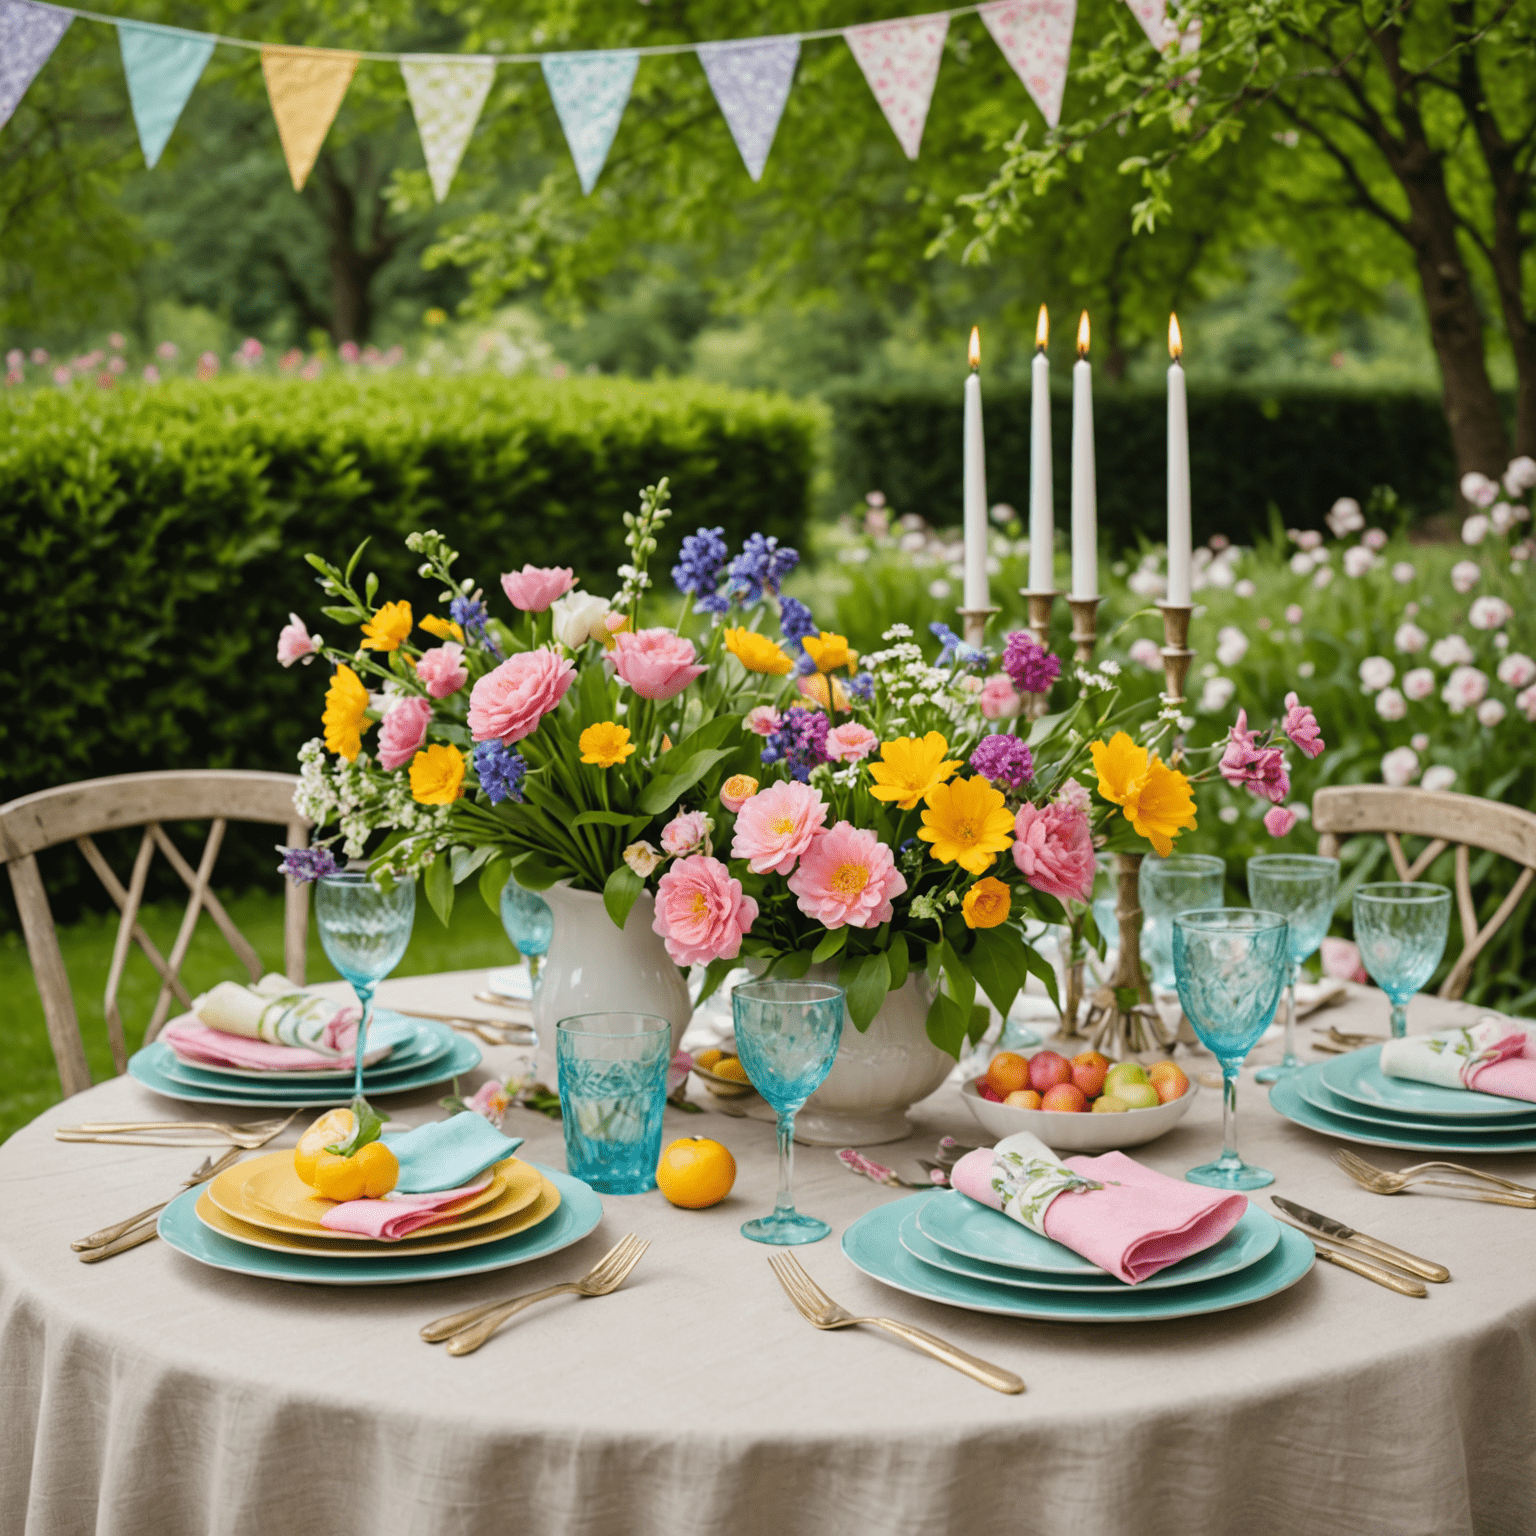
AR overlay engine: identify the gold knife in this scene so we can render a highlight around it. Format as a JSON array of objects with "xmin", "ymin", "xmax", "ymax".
[
  {"xmin": 1273, "ymin": 1196, "xmax": 1450, "ymax": 1282},
  {"xmin": 1285, "ymin": 1226, "xmax": 1428, "ymax": 1297}
]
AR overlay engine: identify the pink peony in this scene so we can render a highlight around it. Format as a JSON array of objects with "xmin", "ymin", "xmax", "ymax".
[
  {"xmin": 1441, "ymin": 665, "xmax": 1489, "ymax": 713},
  {"xmin": 415, "ymin": 642, "xmax": 469, "ymax": 699},
  {"xmin": 1010, "ymin": 801, "xmax": 1095, "ymax": 903},
  {"xmin": 1263, "ymin": 805, "xmax": 1298, "ymax": 838},
  {"xmin": 825, "ymin": 722, "xmax": 879, "ymax": 763},
  {"xmin": 611, "ymin": 628, "xmax": 705, "ymax": 701},
  {"xmin": 1469, "ymin": 596, "xmax": 1513, "ymax": 631},
  {"xmin": 1219, "ymin": 710, "xmax": 1290, "ymax": 804},
  {"xmin": 467, "ymin": 647, "xmax": 575, "ymax": 743},
  {"xmin": 501, "ymin": 565, "xmax": 576, "ymax": 612},
  {"xmin": 1402, "ymin": 667, "xmax": 1435, "ymax": 701},
  {"xmin": 378, "ymin": 696, "xmax": 433, "ymax": 770},
  {"xmin": 652, "ymin": 855, "xmax": 757, "ymax": 966},
  {"xmin": 787, "ymin": 822, "xmax": 907, "ymax": 930},
  {"xmin": 744, "ymin": 705, "xmax": 782, "ymax": 737},
  {"xmin": 1321, "ymin": 937, "xmax": 1369, "ymax": 985},
  {"xmin": 980, "ymin": 673, "xmax": 1024, "ymax": 718},
  {"xmin": 660, "ymin": 809, "xmax": 711, "ymax": 856},
  {"xmin": 730, "ymin": 780, "xmax": 828, "ymax": 875},
  {"xmin": 277, "ymin": 613, "xmax": 318, "ymax": 667},
  {"xmin": 1497, "ymin": 652, "xmax": 1536, "ymax": 689},
  {"xmin": 1281, "ymin": 692, "xmax": 1325, "ymax": 759}
]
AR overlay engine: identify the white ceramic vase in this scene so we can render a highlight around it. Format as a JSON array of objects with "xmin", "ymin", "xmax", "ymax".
[
  {"xmin": 793, "ymin": 960, "xmax": 954, "ymax": 1147},
  {"xmin": 531, "ymin": 883, "xmax": 692, "ymax": 1056}
]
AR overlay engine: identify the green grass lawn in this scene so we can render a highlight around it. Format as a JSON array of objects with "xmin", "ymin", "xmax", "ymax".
[{"xmin": 0, "ymin": 891, "xmax": 518, "ymax": 1144}]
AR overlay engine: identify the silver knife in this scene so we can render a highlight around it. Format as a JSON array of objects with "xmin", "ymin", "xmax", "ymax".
[{"xmin": 1272, "ymin": 1196, "xmax": 1450, "ymax": 1282}]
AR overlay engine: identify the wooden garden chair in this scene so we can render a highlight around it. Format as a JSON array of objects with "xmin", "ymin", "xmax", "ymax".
[
  {"xmin": 0, "ymin": 770, "xmax": 310, "ymax": 1097},
  {"xmin": 1313, "ymin": 784, "xmax": 1536, "ymax": 1001}
]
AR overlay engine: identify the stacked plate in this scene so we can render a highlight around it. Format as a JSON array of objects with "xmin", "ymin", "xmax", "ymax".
[
  {"xmin": 157, "ymin": 1150, "xmax": 603, "ymax": 1284},
  {"xmin": 128, "ymin": 1010, "xmax": 481, "ymax": 1109},
  {"xmin": 842, "ymin": 1188, "xmax": 1314, "ymax": 1321},
  {"xmin": 1271, "ymin": 1045, "xmax": 1536, "ymax": 1154}
]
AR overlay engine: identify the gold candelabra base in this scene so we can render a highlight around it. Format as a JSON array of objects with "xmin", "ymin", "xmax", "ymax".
[
  {"xmin": 956, "ymin": 604, "xmax": 1000, "ymax": 651},
  {"xmin": 1067, "ymin": 595, "xmax": 1102, "ymax": 665}
]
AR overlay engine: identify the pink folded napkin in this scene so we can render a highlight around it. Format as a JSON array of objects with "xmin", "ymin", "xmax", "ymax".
[
  {"xmin": 1380, "ymin": 1019, "xmax": 1536, "ymax": 1102},
  {"xmin": 319, "ymin": 1175, "xmax": 494, "ymax": 1241},
  {"xmin": 1466, "ymin": 1046, "xmax": 1536, "ymax": 1102},
  {"xmin": 161, "ymin": 1018, "xmax": 389, "ymax": 1073},
  {"xmin": 951, "ymin": 1135, "xmax": 1247, "ymax": 1284}
]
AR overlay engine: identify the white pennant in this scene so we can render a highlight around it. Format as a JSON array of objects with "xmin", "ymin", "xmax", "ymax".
[
  {"xmin": 979, "ymin": 0, "xmax": 1076, "ymax": 129},
  {"xmin": 401, "ymin": 57, "xmax": 495, "ymax": 203},
  {"xmin": 844, "ymin": 13, "xmax": 948, "ymax": 161},
  {"xmin": 1124, "ymin": 0, "xmax": 1200, "ymax": 56},
  {"xmin": 698, "ymin": 36, "xmax": 799, "ymax": 182}
]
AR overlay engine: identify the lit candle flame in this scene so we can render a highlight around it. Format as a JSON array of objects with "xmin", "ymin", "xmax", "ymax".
[
  {"xmin": 1169, "ymin": 313, "xmax": 1183, "ymax": 360},
  {"xmin": 1076, "ymin": 310, "xmax": 1090, "ymax": 358},
  {"xmin": 1035, "ymin": 305, "xmax": 1049, "ymax": 351},
  {"xmin": 968, "ymin": 326, "xmax": 981, "ymax": 371}
]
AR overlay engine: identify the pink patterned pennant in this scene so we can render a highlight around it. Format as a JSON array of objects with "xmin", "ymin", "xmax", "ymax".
[
  {"xmin": 844, "ymin": 12, "xmax": 948, "ymax": 161},
  {"xmin": 979, "ymin": 0, "xmax": 1076, "ymax": 129},
  {"xmin": 1124, "ymin": 0, "xmax": 1200, "ymax": 56}
]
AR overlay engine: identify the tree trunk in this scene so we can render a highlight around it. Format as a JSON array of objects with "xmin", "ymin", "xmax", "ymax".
[{"xmin": 314, "ymin": 150, "xmax": 402, "ymax": 346}]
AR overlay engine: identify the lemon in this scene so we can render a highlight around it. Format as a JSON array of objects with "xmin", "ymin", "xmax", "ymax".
[
  {"xmin": 294, "ymin": 1108, "xmax": 356, "ymax": 1187},
  {"xmin": 712, "ymin": 1057, "xmax": 750, "ymax": 1083},
  {"xmin": 655, "ymin": 1137, "xmax": 736, "ymax": 1208},
  {"xmin": 694, "ymin": 1048, "xmax": 725, "ymax": 1070},
  {"xmin": 312, "ymin": 1141, "xmax": 399, "ymax": 1201}
]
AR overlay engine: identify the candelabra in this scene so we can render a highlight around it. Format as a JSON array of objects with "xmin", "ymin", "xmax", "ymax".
[{"xmin": 956, "ymin": 605, "xmax": 1000, "ymax": 652}]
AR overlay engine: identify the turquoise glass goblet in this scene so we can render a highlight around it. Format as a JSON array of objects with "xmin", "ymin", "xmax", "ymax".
[
  {"xmin": 500, "ymin": 877, "xmax": 553, "ymax": 987},
  {"xmin": 1352, "ymin": 882, "xmax": 1451, "ymax": 1038},
  {"xmin": 555, "ymin": 1013, "xmax": 671, "ymax": 1194},
  {"xmin": 1140, "ymin": 854, "xmax": 1226, "ymax": 990},
  {"xmin": 1249, "ymin": 853, "xmax": 1340, "ymax": 1083},
  {"xmin": 1173, "ymin": 908, "xmax": 1290, "ymax": 1191},
  {"xmin": 315, "ymin": 872, "xmax": 416, "ymax": 1100},
  {"xmin": 732, "ymin": 980, "xmax": 845, "ymax": 1245}
]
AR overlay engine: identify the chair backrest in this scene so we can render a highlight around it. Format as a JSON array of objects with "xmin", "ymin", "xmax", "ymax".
[
  {"xmin": 1313, "ymin": 784, "xmax": 1536, "ymax": 1002},
  {"xmin": 0, "ymin": 770, "xmax": 311, "ymax": 1097}
]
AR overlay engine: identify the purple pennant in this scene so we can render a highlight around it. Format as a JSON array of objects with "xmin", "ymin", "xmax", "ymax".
[
  {"xmin": 0, "ymin": 0, "xmax": 71, "ymax": 128},
  {"xmin": 698, "ymin": 35, "xmax": 799, "ymax": 183}
]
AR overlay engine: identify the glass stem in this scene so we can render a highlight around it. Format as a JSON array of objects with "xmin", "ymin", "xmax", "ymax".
[
  {"xmin": 1390, "ymin": 1001, "xmax": 1408, "ymax": 1040},
  {"xmin": 352, "ymin": 981, "xmax": 375, "ymax": 1101},
  {"xmin": 1220, "ymin": 1064, "xmax": 1241, "ymax": 1171},
  {"xmin": 1281, "ymin": 963, "xmax": 1299, "ymax": 1067},
  {"xmin": 773, "ymin": 1111, "xmax": 799, "ymax": 1222}
]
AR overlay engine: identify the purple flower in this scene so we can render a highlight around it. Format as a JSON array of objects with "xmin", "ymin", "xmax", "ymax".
[
  {"xmin": 474, "ymin": 739, "xmax": 528, "ymax": 804},
  {"xmin": 1002, "ymin": 631, "xmax": 1061, "ymax": 694},
  {"xmin": 276, "ymin": 845, "xmax": 341, "ymax": 883},
  {"xmin": 847, "ymin": 671, "xmax": 875, "ymax": 702},
  {"xmin": 672, "ymin": 526, "xmax": 729, "ymax": 605},
  {"xmin": 778, "ymin": 596, "xmax": 817, "ymax": 649},
  {"xmin": 726, "ymin": 533, "xmax": 799, "ymax": 605},
  {"xmin": 760, "ymin": 706, "xmax": 830, "ymax": 781},
  {"xmin": 930, "ymin": 620, "xmax": 986, "ymax": 669},
  {"xmin": 969, "ymin": 733, "xmax": 1034, "ymax": 788},
  {"xmin": 451, "ymin": 593, "xmax": 502, "ymax": 657}
]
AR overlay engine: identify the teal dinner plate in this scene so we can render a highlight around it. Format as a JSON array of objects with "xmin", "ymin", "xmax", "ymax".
[
  {"xmin": 172, "ymin": 1013, "xmax": 434, "ymax": 1081},
  {"xmin": 1320, "ymin": 1045, "xmax": 1536, "ymax": 1121},
  {"xmin": 914, "ymin": 1189, "xmax": 1096, "ymax": 1275},
  {"xmin": 843, "ymin": 1196, "xmax": 1314, "ymax": 1322},
  {"xmin": 1270, "ymin": 1065, "xmax": 1536, "ymax": 1154},
  {"xmin": 163, "ymin": 1021, "xmax": 455, "ymax": 1095},
  {"xmin": 899, "ymin": 1204, "xmax": 1279, "ymax": 1292},
  {"xmin": 128, "ymin": 1034, "xmax": 481, "ymax": 1108},
  {"xmin": 157, "ymin": 1163, "xmax": 602, "ymax": 1286},
  {"xmin": 1297, "ymin": 1068, "xmax": 1536, "ymax": 1135}
]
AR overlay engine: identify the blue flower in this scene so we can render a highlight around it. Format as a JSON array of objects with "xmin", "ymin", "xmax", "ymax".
[
  {"xmin": 929, "ymin": 620, "xmax": 987, "ymax": 670},
  {"xmin": 473, "ymin": 740, "xmax": 527, "ymax": 805},
  {"xmin": 847, "ymin": 671, "xmax": 875, "ymax": 702},
  {"xmin": 727, "ymin": 533, "xmax": 799, "ymax": 605},
  {"xmin": 672, "ymin": 526, "xmax": 729, "ymax": 602},
  {"xmin": 275, "ymin": 845, "xmax": 341, "ymax": 883},
  {"xmin": 451, "ymin": 594, "xmax": 502, "ymax": 658},
  {"xmin": 777, "ymin": 596, "xmax": 817, "ymax": 650}
]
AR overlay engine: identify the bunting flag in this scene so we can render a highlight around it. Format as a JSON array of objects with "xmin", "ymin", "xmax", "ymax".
[
  {"xmin": 117, "ymin": 22, "xmax": 214, "ymax": 168},
  {"xmin": 0, "ymin": 0, "xmax": 71, "ymax": 129},
  {"xmin": 261, "ymin": 45, "xmax": 359, "ymax": 192},
  {"xmin": 698, "ymin": 36, "xmax": 799, "ymax": 183},
  {"xmin": 541, "ymin": 50, "xmax": 638, "ymax": 196},
  {"xmin": 401, "ymin": 57, "xmax": 495, "ymax": 203},
  {"xmin": 979, "ymin": 0, "xmax": 1075, "ymax": 129},
  {"xmin": 844, "ymin": 13, "xmax": 948, "ymax": 162},
  {"xmin": 1124, "ymin": 0, "xmax": 1198, "ymax": 55}
]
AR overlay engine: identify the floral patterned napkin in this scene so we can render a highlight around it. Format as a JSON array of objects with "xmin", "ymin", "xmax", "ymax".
[{"xmin": 1380, "ymin": 1018, "xmax": 1536, "ymax": 1099}]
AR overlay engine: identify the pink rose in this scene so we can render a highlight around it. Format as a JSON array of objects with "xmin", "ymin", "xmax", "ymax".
[
  {"xmin": 1263, "ymin": 804, "xmax": 1298, "ymax": 838},
  {"xmin": 744, "ymin": 705, "xmax": 782, "ymax": 737},
  {"xmin": 1281, "ymin": 692, "xmax": 1324, "ymax": 759},
  {"xmin": 501, "ymin": 565, "xmax": 576, "ymax": 612},
  {"xmin": 652, "ymin": 854, "xmax": 758, "ymax": 967},
  {"xmin": 377, "ymin": 696, "xmax": 433, "ymax": 770},
  {"xmin": 415, "ymin": 642, "xmax": 469, "ymax": 699},
  {"xmin": 660, "ymin": 809, "xmax": 711, "ymax": 857},
  {"xmin": 277, "ymin": 613, "xmax": 318, "ymax": 667},
  {"xmin": 1321, "ymin": 936, "xmax": 1369, "ymax": 985},
  {"xmin": 825, "ymin": 722, "xmax": 879, "ymax": 763},
  {"xmin": 611, "ymin": 628, "xmax": 705, "ymax": 701},
  {"xmin": 1219, "ymin": 710, "xmax": 1290, "ymax": 804},
  {"xmin": 980, "ymin": 674, "xmax": 1023, "ymax": 719},
  {"xmin": 1011, "ymin": 801, "xmax": 1095, "ymax": 903},
  {"xmin": 786, "ymin": 822, "xmax": 907, "ymax": 930},
  {"xmin": 731, "ymin": 779, "xmax": 828, "ymax": 875},
  {"xmin": 468, "ymin": 647, "xmax": 576, "ymax": 743}
]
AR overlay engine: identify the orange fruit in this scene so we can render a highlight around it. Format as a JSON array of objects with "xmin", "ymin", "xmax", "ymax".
[
  {"xmin": 294, "ymin": 1107, "xmax": 356, "ymax": 1186},
  {"xmin": 986, "ymin": 1052, "xmax": 1030, "ymax": 1095},
  {"xmin": 655, "ymin": 1136, "xmax": 736, "ymax": 1209},
  {"xmin": 712, "ymin": 1057, "xmax": 750, "ymax": 1083},
  {"xmin": 312, "ymin": 1141, "xmax": 399, "ymax": 1201}
]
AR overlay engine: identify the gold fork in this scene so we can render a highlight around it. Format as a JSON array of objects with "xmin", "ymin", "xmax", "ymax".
[
  {"xmin": 1333, "ymin": 1149, "xmax": 1536, "ymax": 1205},
  {"xmin": 73, "ymin": 1145, "xmax": 245, "ymax": 1257},
  {"xmin": 767, "ymin": 1251, "xmax": 1025, "ymax": 1395},
  {"xmin": 423, "ymin": 1234, "xmax": 650, "ymax": 1355},
  {"xmin": 58, "ymin": 1112, "xmax": 298, "ymax": 1149}
]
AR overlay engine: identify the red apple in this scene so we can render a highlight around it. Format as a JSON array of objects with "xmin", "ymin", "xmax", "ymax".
[
  {"xmin": 1028, "ymin": 1050, "xmax": 1072, "ymax": 1093},
  {"xmin": 1004, "ymin": 1089, "xmax": 1043, "ymax": 1110},
  {"xmin": 1070, "ymin": 1051, "xmax": 1109, "ymax": 1099},
  {"xmin": 976, "ymin": 1079, "xmax": 1004, "ymax": 1103},
  {"xmin": 987, "ymin": 1052, "xmax": 1030, "ymax": 1095},
  {"xmin": 1041, "ymin": 1082, "xmax": 1088, "ymax": 1113}
]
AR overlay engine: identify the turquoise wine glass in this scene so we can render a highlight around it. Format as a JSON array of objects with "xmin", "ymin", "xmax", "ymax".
[
  {"xmin": 1140, "ymin": 854, "xmax": 1226, "ymax": 991},
  {"xmin": 1249, "ymin": 854, "xmax": 1339, "ymax": 1083},
  {"xmin": 1352, "ymin": 882, "xmax": 1451, "ymax": 1038}
]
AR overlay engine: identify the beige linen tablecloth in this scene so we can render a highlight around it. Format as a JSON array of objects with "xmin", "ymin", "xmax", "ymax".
[{"xmin": 3, "ymin": 975, "xmax": 1535, "ymax": 1536}]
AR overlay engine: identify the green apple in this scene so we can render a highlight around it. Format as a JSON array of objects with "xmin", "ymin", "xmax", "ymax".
[
  {"xmin": 1115, "ymin": 1081, "xmax": 1161, "ymax": 1110},
  {"xmin": 1091, "ymin": 1095, "xmax": 1130, "ymax": 1113},
  {"xmin": 1103, "ymin": 1062, "xmax": 1150, "ymax": 1095}
]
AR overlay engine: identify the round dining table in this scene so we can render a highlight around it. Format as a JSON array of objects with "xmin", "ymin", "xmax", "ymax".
[{"xmin": 2, "ymin": 973, "xmax": 1534, "ymax": 1536}]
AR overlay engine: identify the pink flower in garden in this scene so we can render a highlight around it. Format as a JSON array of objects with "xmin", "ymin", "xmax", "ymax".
[
  {"xmin": 1450, "ymin": 561, "xmax": 1481, "ymax": 595},
  {"xmin": 1128, "ymin": 639, "xmax": 1162, "ymax": 672},
  {"xmin": 1469, "ymin": 596, "xmax": 1513, "ymax": 631},
  {"xmin": 651, "ymin": 855, "xmax": 757, "ymax": 967},
  {"xmin": 1358, "ymin": 657, "xmax": 1394, "ymax": 692},
  {"xmin": 1491, "ymin": 503, "xmax": 1518, "ymax": 535},
  {"xmin": 415, "ymin": 642, "xmax": 469, "ymax": 698},
  {"xmin": 1504, "ymin": 456, "xmax": 1536, "ymax": 497},
  {"xmin": 1321, "ymin": 937, "xmax": 1369, "ymax": 985},
  {"xmin": 1460, "ymin": 472, "xmax": 1499, "ymax": 508},
  {"xmin": 109, "ymin": 332, "xmax": 125, "ymax": 350},
  {"xmin": 1517, "ymin": 683, "xmax": 1536, "ymax": 723},
  {"xmin": 52, "ymin": 366, "xmax": 70, "ymax": 386},
  {"xmin": 744, "ymin": 705, "xmax": 782, "ymax": 737},
  {"xmin": 1263, "ymin": 805, "xmax": 1298, "ymax": 838},
  {"xmin": 660, "ymin": 810, "xmax": 711, "ymax": 857},
  {"xmin": 1463, "ymin": 514, "xmax": 1491, "ymax": 545},
  {"xmin": 1394, "ymin": 622, "xmax": 1427, "ymax": 654},
  {"xmin": 1381, "ymin": 746, "xmax": 1420, "ymax": 787},
  {"xmin": 501, "ymin": 565, "xmax": 576, "ymax": 612},
  {"xmin": 1326, "ymin": 498, "xmax": 1364, "ymax": 538},
  {"xmin": 786, "ymin": 822, "xmax": 906, "ymax": 930},
  {"xmin": 1422, "ymin": 766, "xmax": 1457, "ymax": 793},
  {"xmin": 980, "ymin": 673, "xmax": 1024, "ymax": 717},
  {"xmin": 1402, "ymin": 667, "xmax": 1435, "ymax": 701},
  {"xmin": 1441, "ymin": 666, "xmax": 1489, "ymax": 714},
  {"xmin": 466, "ymin": 1080, "xmax": 511, "ymax": 1127},
  {"xmin": 1375, "ymin": 688, "xmax": 1407, "ymax": 722},
  {"xmin": 142, "ymin": 364, "xmax": 160, "ymax": 383},
  {"xmin": 276, "ymin": 613, "xmax": 318, "ymax": 667},
  {"xmin": 1477, "ymin": 699, "xmax": 1506, "ymax": 728},
  {"xmin": 1294, "ymin": 529, "xmax": 1323, "ymax": 552},
  {"xmin": 1411, "ymin": 732, "xmax": 1430, "ymax": 752},
  {"xmin": 1056, "ymin": 777, "xmax": 1092, "ymax": 813},
  {"xmin": 1343, "ymin": 546, "xmax": 1375, "ymax": 578},
  {"xmin": 611, "ymin": 628, "xmax": 705, "ymax": 701},
  {"xmin": 1011, "ymin": 801, "xmax": 1095, "ymax": 904},
  {"xmin": 1431, "ymin": 634, "xmax": 1475, "ymax": 668},
  {"xmin": 1219, "ymin": 711, "xmax": 1291, "ymax": 803},
  {"xmin": 731, "ymin": 780, "xmax": 828, "ymax": 875},
  {"xmin": 1284, "ymin": 604, "xmax": 1304, "ymax": 625},
  {"xmin": 467, "ymin": 648, "xmax": 576, "ymax": 743},
  {"xmin": 1497, "ymin": 653, "xmax": 1536, "ymax": 689},
  {"xmin": 1313, "ymin": 567, "xmax": 1334, "ymax": 590},
  {"xmin": 339, "ymin": 341, "xmax": 360, "ymax": 364},
  {"xmin": 824, "ymin": 722, "xmax": 879, "ymax": 763},
  {"xmin": 1363, "ymin": 528, "xmax": 1388, "ymax": 551},
  {"xmin": 1392, "ymin": 562, "xmax": 1416, "ymax": 584},
  {"xmin": 1281, "ymin": 692, "xmax": 1325, "ymax": 759},
  {"xmin": 377, "ymin": 696, "xmax": 433, "ymax": 770}
]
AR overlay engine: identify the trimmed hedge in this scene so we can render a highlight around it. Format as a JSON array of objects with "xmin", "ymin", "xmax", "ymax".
[{"xmin": 827, "ymin": 382, "xmax": 1462, "ymax": 538}]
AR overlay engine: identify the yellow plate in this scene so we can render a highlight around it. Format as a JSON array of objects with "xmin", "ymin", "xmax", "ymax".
[
  {"xmin": 210, "ymin": 1152, "xmax": 541, "ymax": 1242},
  {"xmin": 193, "ymin": 1176, "xmax": 562, "ymax": 1258}
]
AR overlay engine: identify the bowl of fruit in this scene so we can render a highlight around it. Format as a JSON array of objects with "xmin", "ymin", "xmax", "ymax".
[
  {"xmin": 689, "ymin": 1048, "xmax": 759, "ymax": 1100},
  {"xmin": 961, "ymin": 1049, "xmax": 1198, "ymax": 1151}
]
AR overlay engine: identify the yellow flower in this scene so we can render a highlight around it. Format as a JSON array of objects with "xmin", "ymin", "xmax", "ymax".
[
  {"xmin": 918, "ymin": 777, "xmax": 1015, "ymax": 875},
  {"xmin": 796, "ymin": 672, "xmax": 850, "ymax": 712},
  {"xmin": 802, "ymin": 631, "xmax": 857, "ymax": 674},
  {"xmin": 1089, "ymin": 731, "xmax": 1198, "ymax": 858},
  {"xmin": 579, "ymin": 721, "xmax": 636, "ymax": 768},
  {"xmin": 322, "ymin": 665, "xmax": 370, "ymax": 761},
  {"xmin": 868, "ymin": 733, "xmax": 962, "ymax": 811},
  {"xmin": 723, "ymin": 627, "xmax": 793, "ymax": 675},
  {"xmin": 420, "ymin": 614, "xmax": 464, "ymax": 643},
  {"xmin": 409, "ymin": 744, "xmax": 466, "ymax": 805},
  {"xmin": 362, "ymin": 600, "xmax": 413, "ymax": 652},
  {"xmin": 962, "ymin": 877, "xmax": 1012, "ymax": 929}
]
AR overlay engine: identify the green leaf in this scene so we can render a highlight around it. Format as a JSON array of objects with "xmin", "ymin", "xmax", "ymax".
[
  {"xmin": 812, "ymin": 927, "xmax": 848, "ymax": 963},
  {"xmin": 969, "ymin": 924, "xmax": 1034, "ymax": 1020},
  {"xmin": 344, "ymin": 537, "xmax": 371, "ymax": 585},
  {"xmin": 768, "ymin": 948, "xmax": 813, "ymax": 980},
  {"xmin": 506, "ymin": 854, "xmax": 563, "ymax": 891},
  {"xmin": 637, "ymin": 748, "xmax": 734, "ymax": 816},
  {"xmin": 571, "ymin": 809, "xmax": 649, "ymax": 831},
  {"xmin": 424, "ymin": 854, "xmax": 454, "ymax": 927},
  {"xmin": 938, "ymin": 937, "xmax": 976, "ymax": 1018},
  {"xmin": 478, "ymin": 856, "xmax": 512, "ymax": 917},
  {"xmin": 925, "ymin": 989, "xmax": 969, "ymax": 1058},
  {"xmin": 1022, "ymin": 941, "xmax": 1062, "ymax": 1009},
  {"xmin": 320, "ymin": 605, "xmax": 363, "ymax": 625},
  {"xmin": 450, "ymin": 844, "xmax": 495, "ymax": 883},
  {"xmin": 326, "ymin": 1094, "xmax": 384, "ymax": 1157},
  {"xmin": 364, "ymin": 571, "xmax": 379, "ymax": 605},
  {"xmin": 694, "ymin": 956, "xmax": 737, "ymax": 1008},
  {"xmin": 886, "ymin": 931, "xmax": 910, "ymax": 991},
  {"xmin": 841, "ymin": 950, "xmax": 891, "ymax": 1031},
  {"xmin": 968, "ymin": 1003, "xmax": 992, "ymax": 1046},
  {"xmin": 603, "ymin": 863, "xmax": 645, "ymax": 931}
]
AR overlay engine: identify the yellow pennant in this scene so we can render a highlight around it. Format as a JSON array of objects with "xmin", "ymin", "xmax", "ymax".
[{"xmin": 261, "ymin": 46, "xmax": 360, "ymax": 191}]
